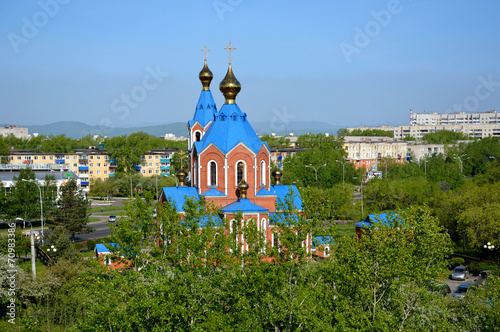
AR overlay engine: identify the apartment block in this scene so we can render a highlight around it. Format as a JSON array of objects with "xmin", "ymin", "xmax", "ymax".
[
  {"xmin": 342, "ymin": 136, "xmax": 407, "ymax": 169},
  {"xmin": 0, "ymin": 125, "xmax": 29, "ymax": 139},
  {"xmin": 348, "ymin": 123, "xmax": 500, "ymax": 140},
  {"xmin": 410, "ymin": 110, "xmax": 500, "ymax": 126},
  {"xmin": 5, "ymin": 148, "xmax": 180, "ymax": 193}
]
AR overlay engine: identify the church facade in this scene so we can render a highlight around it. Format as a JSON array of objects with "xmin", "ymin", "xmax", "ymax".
[{"xmin": 160, "ymin": 45, "xmax": 312, "ymax": 255}]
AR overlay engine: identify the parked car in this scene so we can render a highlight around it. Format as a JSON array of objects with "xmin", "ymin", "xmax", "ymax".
[
  {"xmin": 427, "ymin": 281, "xmax": 452, "ymax": 296},
  {"xmin": 451, "ymin": 266, "xmax": 469, "ymax": 281},
  {"xmin": 108, "ymin": 215, "xmax": 117, "ymax": 222},
  {"xmin": 452, "ymin": 282, "xmax": 475, "ymax": 299}
]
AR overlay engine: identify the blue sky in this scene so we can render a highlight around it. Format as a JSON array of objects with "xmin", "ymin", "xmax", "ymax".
[{"xmin": 1, "ymin": 0, "xmax": 500, "ymax": 130}]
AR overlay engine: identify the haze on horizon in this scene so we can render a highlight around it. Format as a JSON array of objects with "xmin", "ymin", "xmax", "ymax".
[{"xmin": 1, "ymin": 0, "xmax": 499, "ymax": 130}]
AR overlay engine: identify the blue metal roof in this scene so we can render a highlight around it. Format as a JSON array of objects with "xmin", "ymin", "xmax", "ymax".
[
  {"xmin": 193, "ymin": 104, "xmax": 269, "ymax": 155},
  {"xmin": 355, "ymin": 212, "xmax": 400, "ymax": 228},
  {"xmin": 311, "ymin": 236, "xmax": 335, "ymax": 249},
  {"xmin": 270, "ymin": 185, "xmax": 303, "ymax": 210},
  {"xmin": 188, "ymin": 90, "xmax": 217, "ymax": 128},
  {"xmin": 95, "ymin": 243, "xmax": 118, "ymax": 254},
  {"xmin": 256, "ymin": 188, "xmax": 275, "ymax": 196},
  {"xmin": 200, "ymin": 188, "xmax": 226, "ymax": 197},
  {"xmin": 161, "ymin": 187, "xmax": 200, "ymax": 212},
  {"xmin": 222, "ymin": 198, "xmax": 269, "ymax": 213},
  {"xmin": 269, "ymin": 212, "xmax": 303, "ymax": 225}
]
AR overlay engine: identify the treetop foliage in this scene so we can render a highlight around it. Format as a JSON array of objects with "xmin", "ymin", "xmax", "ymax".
[
  {"xmin": 338, "ymin": 128, "xmax": 395, "ymax": 138},
  {"xmin": 423, "ymin": 130, "xmax": 473, "ymax": 144}
]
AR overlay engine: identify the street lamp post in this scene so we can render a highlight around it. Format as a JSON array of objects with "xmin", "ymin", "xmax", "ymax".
[
  {"xmin": 305, "ymin": 163, "xmax": 327, "ymax": 182},
  {"xmin": 454, "ymin": 155, "xmax": 468, "ymax": 175},
  {"xmin": 22, "ymin": 179, "xmax": 44, "ymax": 245},
  {"xmin": 335, "ymin": 159, "xmax": 348, "ymax": 185}
]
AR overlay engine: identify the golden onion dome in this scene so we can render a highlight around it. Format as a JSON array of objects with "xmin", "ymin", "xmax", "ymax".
[
  {"xmin": 237, "ymin": 179, "xmax": 249, "ymax": 199},
  {"xmin": 199, "ymin": 59, "xmax": 213, "ymax": 91},
  {"xmin": 272, "ymin": 168, "xmax": 283, "ymax": 185},
  {"xmin": 176, "ymin": 166, "xmax": 188, "ymax": 187},
  {"xmin": 219, "ymin": 64, "xmax": 241, "ymax": 104}
]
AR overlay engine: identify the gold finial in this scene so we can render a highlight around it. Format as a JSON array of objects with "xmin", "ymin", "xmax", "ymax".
[
  {"xmin": 178, "ymin": 150, "xmax": 186, "ymax": 168},
  {"xmin": 176, "ymin": 166, "xmax": 187, "ymax": 187},
  {"xmin": 199, "ymin": 47, "xmax": 213, "ymax": 91},
  {"xmin": 224, "ymin": 41, "xmax": 236, "ymax": 65},
  {"xmin": 219, "ymin": 42, "xmax": 241, "ymax": 104},
  {"xmin": 201, "ymin": 45, "xmax": 210, "ymax": 61},
  {"xmin": 238, "ymin": 179, "xmax": 249, "ymax": 199},
  {"xmin": 272, "ymin": 168, "xmax": 282, "ymax": 185}
]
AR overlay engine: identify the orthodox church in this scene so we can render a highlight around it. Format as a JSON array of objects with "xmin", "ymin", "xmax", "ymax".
[{"xmin": 160, "ymin": 44, "xmax": 312, "ymax": 254}]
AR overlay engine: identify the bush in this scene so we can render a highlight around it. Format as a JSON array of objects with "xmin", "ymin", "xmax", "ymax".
[
  {"xmin": 86, "ymin": 239, "xmax": 96, "ymax": 250},
  {"xmin": 467, "ymin": 261, "xmax": 500, "ymax": 275},
  {"xmin": 447, "ymin": 257, "xmax": 465, "ymax": 269}
]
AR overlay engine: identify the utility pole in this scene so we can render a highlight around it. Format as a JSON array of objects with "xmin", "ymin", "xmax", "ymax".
[{"xmin": 335, "ymin": 159, "xmax": 348, "ymax": 185}]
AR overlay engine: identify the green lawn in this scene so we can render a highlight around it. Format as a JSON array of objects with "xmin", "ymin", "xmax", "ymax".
[
  {"xmin": 17, "ymin": 257, "xmax": 47, "ymax": 274},
  {"xmin": 89, "ymin": 205, "xmax": 125, "ymax": 213},
  {"xmin": 335, "ymin": 222, "xmax": 356, "ymax": 238}
]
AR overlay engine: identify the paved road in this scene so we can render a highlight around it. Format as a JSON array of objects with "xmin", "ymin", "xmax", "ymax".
[{"xmin": 74, "ymin": 197, "xmax": 128, "ymax": 242}]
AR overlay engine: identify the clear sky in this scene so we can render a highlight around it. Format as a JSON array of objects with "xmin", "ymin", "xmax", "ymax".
[{"xmin": 1, "ymin": 0, "xmax": 500, "ymax": 130}]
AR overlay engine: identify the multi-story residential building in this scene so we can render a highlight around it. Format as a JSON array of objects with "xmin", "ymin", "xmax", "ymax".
[
  {"xmin": 5, "ymin": 148, "xmax": 181, "ymax": 193},
  {"xmin": 0, "ymin": 162, "xmax": 80, "ymax": 193},
  {"xmin": 405, "ymin": 140, "xmax": 473, "ymax": 161},
  {"xmin": 348, "ymin": 123, "xmax": 500, "ymax": 140},
  {"xmin": 342, "ymin": 136, "xmax": 407, "ymax": 170},
  {"xmin": 0, "ymin": 125, "xmax": 29, "ymax": 139},
  {"xmin": 410, "ymin": 110, "xmax": 500, "ymax": 126}
]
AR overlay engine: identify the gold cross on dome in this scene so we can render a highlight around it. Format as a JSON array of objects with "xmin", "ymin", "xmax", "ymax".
[
  {"xmin": 201, "ymin": 46, "xmax": 210, "ymax": 61},
  {"xmin": 224, "ymin": 41, "xmax": 236, "ymax": 64},
  {"xmin": 178, "ymin": 150, "xmax": 186, "ymax": 168}
]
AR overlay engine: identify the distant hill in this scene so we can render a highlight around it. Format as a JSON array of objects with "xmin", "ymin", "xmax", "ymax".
[
  {"xmin": 28, "ymin": 121, "xmax": 187, "ymax": 138},
  {"xmin": 26, "ymin": 120, "xmax": 345, "ymax": 138},
  {"xmin": 252, "ymin": 121, "xmax": 344, "ymax": 136}
]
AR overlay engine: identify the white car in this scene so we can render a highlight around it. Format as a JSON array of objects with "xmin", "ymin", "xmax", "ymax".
[{"xmin": 451, "ymin": 266, "xmax": 468, "ymax": 281}]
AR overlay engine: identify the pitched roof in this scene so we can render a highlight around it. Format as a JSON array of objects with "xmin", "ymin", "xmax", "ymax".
[
  {"xmin": 200, "ymin": 188, "xmax": 226, "ymax": 197},
  {"xmin": 311, "ymin": 236, "xmax": 335, "ymax": 249},
  {"xmin": 355, "ymin": 212, "xmax": 400, "ymax": 228},
  {"xmin": 161, "ymin": 187, "xmax": 200, "ymax": 213},
  {"xmin": 269, "ymin": 212, "xmax": 303, "ymax": 225},
  {"xmin": 270, "ymin": 185, "xmax": 303, "ymax": 210},
  {"xmin": 95, "ymin": 243, "xmax": 118, "ymax": 255},
  {"xmin": 193, "ymin": 104, "xmax": 268, "ymax": 155},
  {"xmin": 188, "ymin": 90, "xmax": 217, "ymax": 128},
  {"xmin": 256, "ymin": 187, "xmax": 275, "ymax": 196},
  {"xmin": 222, "ymin": 198, "xmax": 269, "ymax": 213}
]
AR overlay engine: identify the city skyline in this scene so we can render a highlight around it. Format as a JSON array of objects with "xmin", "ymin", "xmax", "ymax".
[{"xmin": 1, "ymin": 1, "xmax": 500, "ymax": 131}]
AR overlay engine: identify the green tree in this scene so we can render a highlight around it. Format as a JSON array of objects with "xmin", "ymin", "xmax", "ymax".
[
  {"xmin": 7, "ymin": 169, "xmax": 40, "ymax": 222},
  {"xmin": 52, "ymin": 179, "xmax": 90, "ymax": 241},
  {"xmin": 325, "ymin": 206, "xmax": 452, "ymax": 330},
  {"xmin": 423, "ymin": 130, "xmax": 472, "ymax": 144}
]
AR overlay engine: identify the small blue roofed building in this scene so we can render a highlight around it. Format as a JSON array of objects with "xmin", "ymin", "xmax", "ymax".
[
  {"xmin": 355, "ymin": 212, "xmax": 401, "ymax": 239},
  {"xmin": 160, "ymin": 44, "xmax": 312, "ymax": 256}
]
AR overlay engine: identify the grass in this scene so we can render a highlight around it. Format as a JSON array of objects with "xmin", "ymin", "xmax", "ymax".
[
  {"xmin": 89, "ymin": 217, "xmax": 101, "ymax": 222},
  {"xmin": 334, "ymin": 222, "xmax": 356, "ymax": 238},
  {"xmin": 17, "ymin": 257, "xmax": 47, "ymax": 274},
  {"xmin": 89, "ymin": 205, "xmax": 125, "ymax": 213},
  {"xmin": 313, "ymin": 221, "xmax": 356, "ymax": 238}
]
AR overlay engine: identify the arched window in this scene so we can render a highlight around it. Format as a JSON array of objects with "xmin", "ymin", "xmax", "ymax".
[
  {"xmin": 209, "ymin": 161, "xmax": 217, "ymax": 187},
  {"xmin": 195, "ymin": 131, "xmax": 201, "ymax": 142},
  {"xmin": 324, "ymin": 246, "xmax": 330, "ymax": 257},
  {"xmin": 260, "ymin": 160, "xmax": 266, "ymax": 186},
  {"xmin": 237, "ymin": 161, "xmax": 245, "ymax": 184}
]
